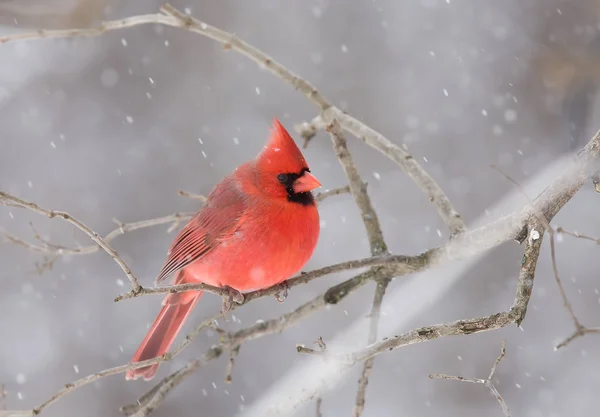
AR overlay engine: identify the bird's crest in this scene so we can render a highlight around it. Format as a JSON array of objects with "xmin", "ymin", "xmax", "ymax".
[{"xmin": 257, "ymin": 118, "xmax": 309, "ymax": 173}]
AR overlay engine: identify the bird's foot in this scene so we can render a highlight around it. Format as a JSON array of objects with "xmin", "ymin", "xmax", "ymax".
[
  {"xmin": 274, "ymin": 281, "xmax": 289, "ymax": 303},
  {"xmin": 221, "ymin": 286, "xmax": 244, "ymax": 315}
]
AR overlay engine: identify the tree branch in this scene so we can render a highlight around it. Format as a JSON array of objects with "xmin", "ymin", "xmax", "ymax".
[
  {"xmin": 326, "ymin": 120, "xmax": 387, "ymax": 255},
  {"xmin": 0, "ymin": 191, "xmax": 143, "ymax": 293},
  {"xmin": 429, "ymin": 341, "xmax": 510, "ymax": 417},
  {"xmin": 550, "ymin": 229, "xmax": 600, "ymax": 349},
  {"xmin": 353, "ymin": 278, "xmax": 390, "ymax": 417},
  {"xmin": 299, "ymin": 110, "xmax": 467, "ymax": 236},
  {"xmin": 339, "ymin": 218, "xmax": 543, "ymax": 365}
]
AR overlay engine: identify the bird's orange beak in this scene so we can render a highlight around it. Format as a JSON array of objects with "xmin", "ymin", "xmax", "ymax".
[{"xmin": 293, "ymin": 172, "xmax": 322, "ymax": 193}]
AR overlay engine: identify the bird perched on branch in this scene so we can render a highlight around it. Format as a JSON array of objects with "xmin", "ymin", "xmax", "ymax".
[{"xmin": 126, "ymin": 119, "xmax": 322, "ymax": 381}]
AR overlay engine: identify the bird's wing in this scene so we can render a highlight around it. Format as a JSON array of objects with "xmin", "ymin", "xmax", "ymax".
[{"xmin": 155, "ymin": 177, "xmax": 247, "ymax": 284}]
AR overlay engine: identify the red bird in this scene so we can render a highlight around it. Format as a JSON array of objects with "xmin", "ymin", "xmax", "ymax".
[{"xmin": 125, "ymin": 119, "xmax": 321, "ymax": 381}]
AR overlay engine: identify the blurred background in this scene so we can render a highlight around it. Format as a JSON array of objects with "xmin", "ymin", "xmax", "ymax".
[{"xmin": 1, "ymin": 0, "xmax": 600, "ymax": 416}]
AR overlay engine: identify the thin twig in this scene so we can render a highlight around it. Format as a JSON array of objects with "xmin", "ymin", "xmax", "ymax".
[
  {"xmin": 2, "ymin": 212, "xmax": 195, "ymax": 257},
  {"xmin": 556, "ymin": 227, "xmax": 600, "ymax": 244},
  {"xmin": 224, "ymin": 345, "xmax": 241, "ymax": 383},
  {"xmin": 552, "ymin": 229, "xmax": 600, "ymax": 349},
  {"xmin": 353, "ymin": 278, "xmax": 390, "ymax": 417},
  {"xmin": 0, "ymin": 191, "xmax": 142, "ymax": 293},
  {"xmin": 429, "ymin": 341, "xmax": 510, "ymax": 417},
  {"xmin": 315, "ymin": 185, "xmax": 351, "ymax": 202},
  {"xmin": 177, "ymin": 190, "xmax": 207, "ymax": 201}
]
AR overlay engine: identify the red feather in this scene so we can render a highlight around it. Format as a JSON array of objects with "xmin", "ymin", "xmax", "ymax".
[{"xmin": 155, "ymin": 176, "xmax": 246, "ymax": 284}]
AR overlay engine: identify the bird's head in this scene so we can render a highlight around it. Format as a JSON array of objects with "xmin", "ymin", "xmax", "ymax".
[{"xmin": 254, "ymin": 118, "xmax": 321, "ymax": 205}]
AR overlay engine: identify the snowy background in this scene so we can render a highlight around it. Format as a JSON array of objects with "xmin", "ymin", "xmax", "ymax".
[{"xmin": 1, "ymin": 0, "xmax": 600, "ymax": 416}]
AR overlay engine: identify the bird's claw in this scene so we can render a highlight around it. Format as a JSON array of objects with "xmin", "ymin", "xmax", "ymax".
[
  {"xmin": 221, "ymin": 286, "xmax": 244, "ymax": 315},
  {"xmin": 274, "ymin": 281, "xmax": 289, "ymax": 303}
]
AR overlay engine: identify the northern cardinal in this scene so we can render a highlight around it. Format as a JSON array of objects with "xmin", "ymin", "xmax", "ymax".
[{"xmin": 125, "ymin": 119, "xmax": 321, "ymax": 381}]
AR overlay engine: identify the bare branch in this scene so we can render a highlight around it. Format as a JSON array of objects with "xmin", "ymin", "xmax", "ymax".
[
  {"xmin": 299, "ymin": 111, "xmax": 466, "ymax": 236},
  {"xmin": 550, "ymin": 228, "xmax": 600, "ymax": 349},
  {"xmin": 302, "ymin": 218, "xmax": 546, "ymax": 369},
  {"xmin": 353, "ymin": 278, "xmax": 390, "ymax": 417},
  {"xmin": 326, "ymin": 120, "xmax": 387, "ymax": 255},
  {"xmin": 224, "ymin": 345, "xmax": 241, "ymax": 383},
  {"xmin": 324, "ymin": 120, "xmax": 389, "ymax": 416},
  {"xmin": 556, "ymin": 227, "xmax": 600, "ymax": 244},
  {"xmin": 113, "ymin": 252, "xmax": 428, "ymax": 302},
  {"xmin": 0, "ymin": 353, "xmax": 199, "ymax": 417},
  {"xmin": 429, "ymin": 341, "xmax": 510, "ymax": 417},
  {"xmin": 0, "ymin": 191, "xmax": 143, "ymax": 293},
  {"xmin": 314, "ymin": 185, "xmax": 351, "ymax": 202},
  {"xmin": 0, "ymin": 13, "xmax": 176, "ymax": 44},
  {"xmin": 177, "ymin": 190, "xmax": 207, "ymax": 201}
]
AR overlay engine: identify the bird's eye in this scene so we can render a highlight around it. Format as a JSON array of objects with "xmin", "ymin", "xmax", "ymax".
[{"xmin": 277, "ymin": 173, "xmax": 288, "ymax": 183}]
